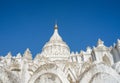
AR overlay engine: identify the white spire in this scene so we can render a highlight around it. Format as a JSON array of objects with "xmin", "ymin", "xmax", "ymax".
[
  {"xmin": 117, "ymin": 39, "xmax": 120, "ymax": 44},
  {"xmin": 16, "ymin": 53, "xmax": 22, "ymax": 58},
  {"xmin": 6, "ymin": 52, "xmax": 12, "ymax": 59},
  {"xmin": 117, "ymin": 39, "xmax": 120, "ymax": 47},
  {"xmin": 86, "ymin": 46, "xmax": 92, "ymax": 53},
  {"xmin": 23, "ymin": 48, "xmax": 32, "ymax": 60},
  {"xmin": 117, "ymin": 39, "xmax": 120, "ymax": 43},
  {"xmin": 97, "ymin": 38, "xmax": 104, "ymax": 46}
]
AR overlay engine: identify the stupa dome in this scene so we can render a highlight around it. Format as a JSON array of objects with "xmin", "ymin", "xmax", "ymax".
[{"xmin": 41, "ymin": 24, "xmax": 70, "ymax": 60}]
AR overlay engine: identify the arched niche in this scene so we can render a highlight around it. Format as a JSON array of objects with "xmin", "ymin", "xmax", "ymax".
[
  {"xmin": 103, "ymin": 54, "xmax": 111, "ymax": 66},
  {"xmin": 89, "ymin": 72, "xmax": 119, "ymax": 83},
  {"xmin": 28, "ymin": 63, "xmax": 69, "ymax": 83},
  {"xmin": 79, "ymin": 63, "xmax": 120, "ymax": 83},
  {"xmin": 34, "ymin": 73, "xmax": 62, "ymax": 83}
]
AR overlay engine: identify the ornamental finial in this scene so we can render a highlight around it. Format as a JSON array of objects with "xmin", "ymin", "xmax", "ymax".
[{"xmin": 54, "ymin": 21, "xmax": 58, "ymax": 29}]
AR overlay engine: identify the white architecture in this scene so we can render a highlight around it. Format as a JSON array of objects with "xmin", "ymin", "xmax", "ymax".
[{"xmin": 0, "ymin": 24, "xmax": 120, "ymax": 83}]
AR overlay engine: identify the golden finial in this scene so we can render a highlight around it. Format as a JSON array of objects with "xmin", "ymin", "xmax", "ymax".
[{"xmin": 54, "ymin": 20, "xmax": 58, "ymax": 29}]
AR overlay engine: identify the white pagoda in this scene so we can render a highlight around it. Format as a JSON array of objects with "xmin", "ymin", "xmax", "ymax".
[{"xmin": 0, "ymin": 24, "xmax": 120, "ymax": 83}]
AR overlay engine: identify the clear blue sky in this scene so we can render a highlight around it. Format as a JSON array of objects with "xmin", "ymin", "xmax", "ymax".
[{"xmin": 0, "ymin": 0, "xmax": 120, "ymax": 57}]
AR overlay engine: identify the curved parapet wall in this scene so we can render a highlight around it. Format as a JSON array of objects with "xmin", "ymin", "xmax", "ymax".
[
  {"xmin": 28, "ymin": 63, "xmax": 69, "ymax": 83},
  {"xmin": 79, "ymin": 63, "xmax": 120, "ymax": 83}
]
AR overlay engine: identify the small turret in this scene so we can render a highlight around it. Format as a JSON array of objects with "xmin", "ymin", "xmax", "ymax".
[
  {"xmin": 23, "ymin": 48, "xmax": 32, "ymax": 60},
  {"xmin": 16, "ymin": 53, "xmax": 22, "ymax": 59},
  {"xmin": 86, "ymin": 46, "xmax": 92, "ymax": 53},
  {"xmin": 6, "ymin": 52, "xmax": 12, "ymax": 59},
  {"xmin": 116, "ymin": 39, "xmax": 120, "ymax": 47},
  {"xmin": 97, "ymin": 38, "xmax": 104, "ymax": 47}
]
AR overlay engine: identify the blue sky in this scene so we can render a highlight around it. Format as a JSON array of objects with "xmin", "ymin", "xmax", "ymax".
[{"xmin": 0, "ymin": 0, "xmax": 120, "ymax": 57}]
